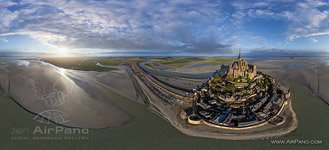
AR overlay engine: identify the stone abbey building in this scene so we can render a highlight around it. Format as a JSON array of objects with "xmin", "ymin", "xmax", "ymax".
[{"xmin": 226, "ymin": 52, "xmax": 257, "ymax": 79}]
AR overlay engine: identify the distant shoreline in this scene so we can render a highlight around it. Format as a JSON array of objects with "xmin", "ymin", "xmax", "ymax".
[{"xmin": 0, "ymin": 53, "xmax": 329, "ymax": 58}]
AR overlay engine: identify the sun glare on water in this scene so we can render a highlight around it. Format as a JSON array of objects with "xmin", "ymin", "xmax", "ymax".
[
  {"xmin": 56, "ymin": 47, "xmax": 71, "ymax": 56},
  {"xmin": 58, "ymin": 68, "xmax": 66, "ymax": 76}
]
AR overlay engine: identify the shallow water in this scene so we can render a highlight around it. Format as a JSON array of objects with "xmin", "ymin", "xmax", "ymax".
[
  {"xmin": 324, "ymin": 59, "xmax": 329, "ymax": 66},
  {"xmin": 15, "ymin": 60, "xmax": 30, "ymax": 67},
  {"xmin": 0, "ymin": 59, "xmax": 132, "ymax": 129}
]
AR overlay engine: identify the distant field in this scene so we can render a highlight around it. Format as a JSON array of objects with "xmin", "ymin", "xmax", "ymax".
[
  {"xmin": 43, "ymin": 57, "xmax": 144, "ymax": 71},
  {"xmin": 43, "ymin": 57, "xmax": 234, "ymax": 71},
  {"xmin": 151, "ymin": 57, "xmax": 235, "ymax": 67}
]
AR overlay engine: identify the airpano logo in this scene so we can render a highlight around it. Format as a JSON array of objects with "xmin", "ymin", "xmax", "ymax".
[
  {"xmin": 33, "ymin": 110, "xmax": 70, "ymax": 125},
  {"xmin": 10, "ymin": 109, "xmax": 90, "ymax": 141},
  {"xmin": 10, "ymin": 74, "xmax": 90, "ymax": 141},
  {"xmin": 32, "ymin": 126, "xmax": 89, "ymax": 135},
  {"xmin": 32, "ymin": 110, "xmax": 89, "ymax": 135}
]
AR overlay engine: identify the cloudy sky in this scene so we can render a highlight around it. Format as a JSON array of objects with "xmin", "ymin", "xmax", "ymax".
[{"xmin": 1, "ymin": 0, "xmax": 329, "ymax": 56}]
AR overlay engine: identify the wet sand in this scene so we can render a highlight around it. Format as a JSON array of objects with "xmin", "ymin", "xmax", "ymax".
[
  {"xmin": 1, "ymin": 57, "xmax": 329, "ymax": 149},
  {"xmin": 253, "ymin": 58, "xmax": 329, "ymax": 105},
  {"xmin": 0, "ymin": 59, "xmax": 133, "ymax": 129},
  {"xmin": 1, "ymin": 57, "xmax": 328, "ymax": 137},
  {"xmin": 64, "ymin": 66, "xmax": 146, "ymax": 105}
]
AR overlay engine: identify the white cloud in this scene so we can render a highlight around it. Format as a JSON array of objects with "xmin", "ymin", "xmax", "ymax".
[
  {"xmin": 282, "ymin": 0, "xmax": 329, "ymax": 40},
  {"xmin": 231, "ymin": 0, "xmax": 329, "ymax": 42},
  {"xmin": 0, "ymin": 37, "xmax": 9, "ymax": 43},
  {"xmin": 1, "ymin": 0, "xmax": 329, "ymax": 53},
  {"xmin": 0, "ymin": 8, "xmax": 18, "ymax": 31},
  {"xmin": 0, "ymin": 0, "xmax": 236, "ymax": 53},
  {"xmin": 308, "ymin": 37, "xmax": 318, "ymax": 43}
]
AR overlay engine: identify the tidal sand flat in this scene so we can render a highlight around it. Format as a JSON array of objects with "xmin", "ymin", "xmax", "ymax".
[
  {"xmin": 0, "ymin": 59, "xmax": 132, "ymax": 128},
  {"xmin": 253, "ymin": 58, "xmax": 329, "ymax": 104},
  {"xmin": 63, "ymin": 66, "xmax": 146, "ymax": 105},
  {"xmin": 0, "ymin": 57, "xmax": 328, "ymax": 149},
  {"xmin": 1, "ymin": 67, "xmax": 328, "ymax": 150}
]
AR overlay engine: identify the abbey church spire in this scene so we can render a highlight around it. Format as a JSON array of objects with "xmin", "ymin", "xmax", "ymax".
[{"xmin": 238, "ymin": 49, "xmax": 241, "ymax": 59}]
